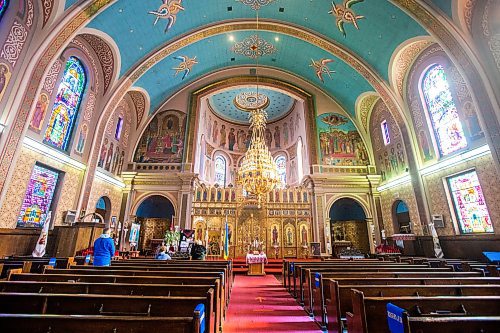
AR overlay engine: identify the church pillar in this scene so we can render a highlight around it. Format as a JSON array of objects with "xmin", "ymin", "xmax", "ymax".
[
  {"xmin": 177, "ymin": 173, "xmax": 196, "ymax": 229},
  {"xmin": 311, "ymin": 190, "xmax": 327, "ymax": 255},
  {"xmin": 367, "ymin": 173, "xmax": 382, "ymax": 253}
]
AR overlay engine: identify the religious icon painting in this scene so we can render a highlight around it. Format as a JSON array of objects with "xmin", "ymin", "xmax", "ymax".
[{"xmin": 0, "ymin": 62, "xmax": 12, "ymax": 105}]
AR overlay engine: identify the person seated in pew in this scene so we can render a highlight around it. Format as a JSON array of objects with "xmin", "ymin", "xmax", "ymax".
[
  {"xmin": 93, "ymin": 228, "xmax": 115, "ymax": 267},
  {"xmin": 191, "ymin": 240, "xmax": 207, "ymax": 260},
  {"xmin": 155, "ymin": 246, "xmax": 172, "ymax": 260}
]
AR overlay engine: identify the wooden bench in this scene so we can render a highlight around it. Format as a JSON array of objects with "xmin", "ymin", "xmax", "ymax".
[
  {"xmin": 0, "ymin": 292, "xmax": 212, "ymax": 332},
  {"xmin": 47, "ymin": 267, "xmax": 229, "ymax": 314},
  {"xmin": 0, "ymin": 280, "xmax": 218, "ymax": 333},
  {"xmin": 301, "ymin": 268, "xmax": 481, "ymax": 311},
  {"xmin": 347, "ymin": 290, "xmax": 500, "ymax": 333},
  {"xmin": 402, "ymin": 315, "xmax": 500, "ymax": 333},
  {"xmin": 325, "ymin": 283, "xmax": 500, "ymax": 333},
  {"xmin": 9, "ymin": 273, "xmax": 223, "ymax": 332},
  {"xmin": 0, "ymin": 312, "xmax": 204, "ymax": 333}
]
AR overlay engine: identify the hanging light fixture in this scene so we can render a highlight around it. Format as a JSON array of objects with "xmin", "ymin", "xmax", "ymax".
[{"xmin": 236, "ymin": 10, "xmax": 280, "ymax": 207}]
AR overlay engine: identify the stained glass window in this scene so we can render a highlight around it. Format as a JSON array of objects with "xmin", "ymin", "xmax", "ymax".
[
  {"xmin": 275, "ymin": 155, "xmax": 287, "ymax": 188},
  {"xmin": 17, "ymin": 164, "xmax": 60, "ymax": 228},
  {"xmin": 422, "ymin": 64, "xmax": 467, "ymax": 156},
  {"xmin": 214, "ymin": 155, "xmax": 226, "ymax": 187},
  {"xmin": 447, "ymin": 170, "xmax": 493, "ymax": 234},
  {"xmin": 115, "ymin": 116, "xmax": 123, "ymax": 140},
  {"xmin": 381, "ymin": 120, "xmax": 390, "ymax": 146},
  {"xmin": 0, "ymin": 0, "xmax": 8, "ymax": 21},
  {"xmin": 44, "ymin": 57, "xmax": 86, "ymax": 150}
]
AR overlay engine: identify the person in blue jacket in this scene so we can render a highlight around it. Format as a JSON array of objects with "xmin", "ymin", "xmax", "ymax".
[
  {"xmin": 93, "ymin": 228, "xmax": 115, "ymax": 266},
  {"xmin": 155, "ymin": 246, "xmax": 172, "ymax": 260}
]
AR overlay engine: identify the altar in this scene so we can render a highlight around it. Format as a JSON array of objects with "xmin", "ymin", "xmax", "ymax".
[{"xmin": 246, "ymin": 253, "xmax": 267, "ymax": 276}]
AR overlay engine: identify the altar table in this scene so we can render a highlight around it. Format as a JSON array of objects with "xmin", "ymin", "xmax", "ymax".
[{"xmin": 246, "ymin": 253, "xmax": 267, "ymax": 276}]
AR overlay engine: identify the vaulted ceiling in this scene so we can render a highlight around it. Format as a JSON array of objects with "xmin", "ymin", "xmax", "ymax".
[{"xmin": 70, "ymin": 0, "xmax": 437, "ymax": 118}]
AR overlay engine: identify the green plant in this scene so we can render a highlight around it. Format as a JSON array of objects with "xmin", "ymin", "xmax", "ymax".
[{"xmin": 164, "ymin": 229, "xmax": 180, "ymax": 246}]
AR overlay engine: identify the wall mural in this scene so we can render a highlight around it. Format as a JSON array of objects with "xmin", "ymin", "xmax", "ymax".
[
  {"xmin": 134, "ymin": 110, "xmax": 186, "ymax": 163},
  {"xmin": 29, "ymin": 93, "xmax": 49, "ymax": 131},
  {"xmin": 0, "ymin": 62, "xmax": 11, "ymax": 103},
  {"xmin": 317, "ymin": 113, "xmax": 369, "ymax": 166}
]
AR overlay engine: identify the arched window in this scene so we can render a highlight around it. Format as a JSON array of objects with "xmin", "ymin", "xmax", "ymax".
[
  {"xmin": 214, "ymin": 155, "xmax": 226, "ymax": 187},
  {"xmin": 44, "ymin": 56, "xmax": 87, "ymax": 151},
  {"xmin": 421, "ymin": 64, "xmax": 467, "ymax": 156},
  {"xmin": 275, "ymin": 155, "xmax": 287, "ymax": 188},
  {"xmin": 0, "ymin": 0, "xmax": 8, "ymax": 21}
]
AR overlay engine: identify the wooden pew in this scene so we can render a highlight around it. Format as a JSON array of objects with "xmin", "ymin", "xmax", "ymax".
[
  {"xmin": 0, "ymin": 280, "xmax": 218, "ymax": 333},
  {"xmin": 290, "ymin": 261, "xmax": 414, "ymax": 298},
  {"xmin": 0, "ymin": 292, "xmax": 212, "ymax": 329},
  {"xmin": 9, "ymin": 273, "xmax": 223, "ymax": 332},
  {"xmin": 347, "ymin": 290, "xmax": 500, "ymax": 333},
  {"xmin": 302, "ymin": 266, "xmax": 453, "ymax": 310},
  {"xmin": 325, "ymin": 283, "xmax": 500, "ymax": 333},
  {"xmin": 301, "ymin": 267, "xmax": 480, "ymax": 311},
  {"xmin": 402, "ymin": 315, "xmax": 500, "ymax": 333},
  {"xmin": 47, "ymin": 267, "xmax": 229, "ymax": 314},
  {"xmin": 0, "ymin": 312, "xmax": 204, "ymax": 333}
]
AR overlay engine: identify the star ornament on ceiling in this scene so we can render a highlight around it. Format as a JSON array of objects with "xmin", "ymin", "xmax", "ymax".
[
  {"xmin": 149, "ymin": 0, "xmax": 185, "ymax": 33},
  {"xmin": 310, "ymin": 58, "xmax": 336, "ymax": 83},
  {"xmin": 329, "ymin": 0, "xmax": 365, "ymax": 38},
  {"xmin": 172, "ymin": 55, "xmax": 198, "ymax": 80}
]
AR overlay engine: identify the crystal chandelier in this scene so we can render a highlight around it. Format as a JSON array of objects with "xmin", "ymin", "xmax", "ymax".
[{"xmin": 236, "ymin": 92, "xmax": 280, "ymax": 207}]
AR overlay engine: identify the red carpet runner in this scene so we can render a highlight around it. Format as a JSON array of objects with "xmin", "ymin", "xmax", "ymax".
[{"xmin": 224, "ymin": 275, "xmax": 323, "ymax": 333}]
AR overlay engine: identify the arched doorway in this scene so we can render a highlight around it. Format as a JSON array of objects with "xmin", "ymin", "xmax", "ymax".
[
  {"xmin": 329, "ymin": 198, "xmax": 370, "ymax": 255},
  {"xmin": 134, "ymin": 195, "xmax": 175, "ymax": 253},
  {"xmin": 393, "ymin": 200, "xmax": 411, "ymax": 234},
  {"xmin": 95, "ymin": 196, "xmax": 111, "ymax": 225}
]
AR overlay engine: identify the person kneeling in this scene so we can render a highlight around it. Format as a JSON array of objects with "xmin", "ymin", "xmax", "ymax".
[{"xmin": 156, "ymin": 246, "xmax": 172, "ymax": 260}]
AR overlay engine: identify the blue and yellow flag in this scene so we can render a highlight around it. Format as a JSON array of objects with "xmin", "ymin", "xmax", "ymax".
[{"xmin": 223, "ymin": 217, "xmax": 229, "ymax": 260}]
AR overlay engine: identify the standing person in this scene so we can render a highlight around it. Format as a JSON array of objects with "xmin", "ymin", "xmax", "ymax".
[
  {"xmin": 93, "ymin": 228, "xmax": 115, "ymax": 266},
  {"xmin": 156, "ymin": 246, "xmax": 172, "ymax": 260}
]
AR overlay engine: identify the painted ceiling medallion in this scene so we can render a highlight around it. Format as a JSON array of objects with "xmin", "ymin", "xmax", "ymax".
[
  {"xmin": 172, "ymin": 55, "xmax": 198, "ymax": 80},
  {"xmin": 239, "ymin": 0, "xmax": 276, "ymax": 10},
  {"xmin": 231, "ymin": 35, "xmax": 277, "ymax": 59},
  {"xmin": 234, "ymin": 92, "xmax": 270, "ymax": 112},
  {"xmin": 329, "ymin": 0, "xmax": 365, "ymax": 37},
  {"xmin": 310, "ymin": 58, "xmax": 336, "ymax": 83},
  {"xmin": 149, "ymin": 0, "xmax": 184, "ymax": 33}
]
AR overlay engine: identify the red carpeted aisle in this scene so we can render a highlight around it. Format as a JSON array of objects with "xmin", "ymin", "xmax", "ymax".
[{"xmin": 224, "ymin": 275, "xmax": 323, "ymax": 333}]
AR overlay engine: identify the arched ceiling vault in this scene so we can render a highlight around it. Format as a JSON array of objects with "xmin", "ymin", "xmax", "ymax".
[{"xmin": 3, "ymin": 0, "xmax": 499, "ymax": 195}]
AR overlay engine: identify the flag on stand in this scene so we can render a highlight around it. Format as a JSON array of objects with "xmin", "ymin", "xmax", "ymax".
[
  {"xmin": 32, "ymin": 211, "xmax": 51, "ymax": 257},
  {"xmin": 223, "ymin": 216, "xmax": 229, "ymax": 260},
  {"xmin": 429, "ymin": 222, "xmax": 444, "ymax": 258}
]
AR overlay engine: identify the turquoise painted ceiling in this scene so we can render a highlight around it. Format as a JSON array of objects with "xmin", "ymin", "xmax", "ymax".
[
  {"xmin": 72, "ymin": 0, "xmax": 430, "ymax": 116},
  {"xmin": 209, "ymin": 87, "xmax": 295, "ymax": 124}
]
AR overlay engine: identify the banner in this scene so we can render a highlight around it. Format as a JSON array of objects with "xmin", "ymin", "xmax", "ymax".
[
  {"xmin": 387, "ymin": 303, "xmax": 405, "ymax": 333},
  {"xmin": 223, "ymin": 216, "xmax": 229, "ymax": 260},
  {"xmin": 429, "ymin": 222, "xmax": 444, "ymax": 258},
  {"xmin": 32, "ymin": 211, "xmax": 51, "ymax": 257}
]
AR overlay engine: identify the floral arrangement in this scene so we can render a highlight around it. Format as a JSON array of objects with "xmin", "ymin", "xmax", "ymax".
[{"xmin": 164, "ymin": 225, "xmax": 180, "ymax": 249}]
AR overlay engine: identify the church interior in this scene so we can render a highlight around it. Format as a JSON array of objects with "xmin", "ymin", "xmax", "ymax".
[{"xmin": 0, "ymin": 1, "xmax": 499, "ymax": 332}]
